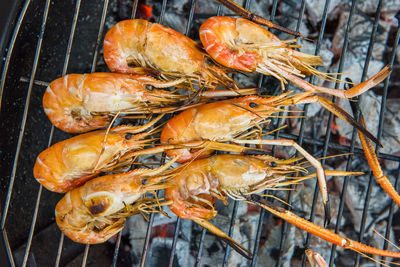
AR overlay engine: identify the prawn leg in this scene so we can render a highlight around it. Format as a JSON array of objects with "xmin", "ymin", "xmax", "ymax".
[
  {"xmin": 115, "ymin": 114, "xmax": 165, "ymax": 134},
  {"xmin": 305, "ymin": 249, "xmax": 328, "ymax": 267},
  {"xmin": 246, "ymin": 194, "xmax": 400, "ymax": 258},
  {"xmin": 199, "ymin": 88, "xmax": 258, "ymax": 97},
  {"xmin": 215, "ymin": 0, "xmax": 304, "ymax": 39},
  {"xmin": 352, "ymin": 110, "xmax": 400, "ymax": 207},
  {"xmin": 120, "ymin": 140, "xmax": 266, "ymax": 161},
  {"xmin": 260, "ymin": 62, "xmax": 391, "ymax": 99},
  {"xmin": 293, "ymin": 94, "xmax": 381, "ymax": 146},
  {"xmin": 231, "ymin": 138, "xmax": 330, "ymax": 223},
  {"xmin": 193, "ymin": 218, "xmax": 253, "ymax": 259}
]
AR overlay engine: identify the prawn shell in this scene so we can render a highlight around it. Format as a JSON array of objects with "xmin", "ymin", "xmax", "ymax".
[
  {"xmin": 33, "ymin": 126, "xmax": 142, "ymax": 193},
  {"xmin": 161, "ymin": 107, "xmax": 212, "ymax": 163},
  {"xmin": 43, "ymin": 73, "xmax": 177, "ymax": 133},
  {"xmin": 200, "ymin": 17, "xmax": 323, "ymax": 75},
  {"xmin": 43, "ymin": 74, "xmax": 110, "ymax": 133},
  {"xmin": 200, "ymin": 17, "xmax": 265, "ymax": 72},
  {"xmin": 166, "ymin": 155, "xmax": 272, "ymax": 220},
  {"xmin": 55, "ymin": 189, "xmax": 126, "ymax": 244},
  {"xmin": 103, "ymin": 19, "xmax": 205, "ymax": 76},
  {"xmin": 161, "ymin": 97, "xmax": 270, "ymax": 163},
  {"xmin": 55, "ymin": 172, "xmax": 145, "ymax": 244}
]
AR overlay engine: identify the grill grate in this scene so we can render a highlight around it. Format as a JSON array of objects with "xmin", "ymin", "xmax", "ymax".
[{"xmin": 0, "ymin": 0, "xmax": 399, "ymax": 266}]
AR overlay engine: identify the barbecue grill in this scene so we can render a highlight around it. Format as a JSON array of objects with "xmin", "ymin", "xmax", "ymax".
[{"xmin": 1, "ymin": 0, "xmax": 399, "ymax": 266}]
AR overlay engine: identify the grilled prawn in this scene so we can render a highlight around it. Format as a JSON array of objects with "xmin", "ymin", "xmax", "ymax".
[
  {"xmin": 165, "ymin": 153, "xmax": 400, "ymax": 259},
  {"xmin": 43, "ymin": 73, "xmax": 187, "ymax": 133},
  {"xmin": 103, "ymin": 19, "xmax": 238, "ymax": 89},
  {"xmin": 160, "ymin": 93, "xmax": 385, "ymax": 216},
  {"xmin": 160, "ymin": 93, "xmax": 380, "ymax": 164},
  {"xmin": 56, "ymin": 160, "xmax": 175, "ymax": 244},
  {"xmin": 34, "ymin": 116, "xmax": 162, "ymax": 193},
  {"xmin": 200, "ymin": 17, "xmax": 390, "ymax": 98}
]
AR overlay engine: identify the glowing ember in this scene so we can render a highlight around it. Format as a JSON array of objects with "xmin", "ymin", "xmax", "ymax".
[{"xmin": 139, "ymin": 3, "xmax": 152, "ymax": 19}]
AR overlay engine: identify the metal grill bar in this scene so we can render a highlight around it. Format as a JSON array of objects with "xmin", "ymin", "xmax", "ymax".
[
  {"xmin": 111, "ymin": 232, "xmax": 122, "ymax": 267},
  {"xmin": 54, "ymin": 234, "xmax": 64, "ymax": 267},
  {"xmin": 21, "ymin": 1, "xmax": 82, "ymax": 266},
  {"xmin": 139, "ymin": 200, "xmax": 156, "ymax": 267},
  {"xmin": 195, "ymin": 228, "xmax": 207, "ymax": 267},
  {"xmin": 278, "ymin": 0, "xmax": 331, "ymax": 265},
  {"xmin": 251, "ymin": 0, "xmax": 308, "ymax": 263},
  {"xmin": 329, "ymin": 0, "xmax": 384, "ymax": 265},
  {"xmin": 381, "ymin": 26, "xmax": 400, "ymax": 266},
  {"xmin": 167, "ymin": 1, "xmax": 198, "ymax": 265},
  {"xmin": 382, "ymin": 162, "xmax": 400, "ymax": 264},
  {"xmin": 2, "ymin": 230, "xmax": 14, "ymax": 266},
  {"xmin": 136, "ymin": 4, "xmax": 172, "ymax": 265},
  {"xmin": 355, "ymin": 16, "xmax": 400, "ymax": 267},
  {"xmin": 1, "ymin": 1, "xmax": 399, "ymax": 266},
  {"xmin": 3, "ymin": 0, "xmax": 51, "ymax": 264},
  {"xmin": 109, "ymin": 3, "xmax": 140, "ymax": 265},
  {"xmin": 90, "ymin": 0, "xmax": 109, "ymax": 73},
  {"xmin": 222, "ymin": 201, "xmax": 239, "ymax": 266},
  {"xmin": 79, "ymin": 1, "xmax": 110, "ymax": 265},
  {"xmin": 303, "ymin": 0, "xmax": 357, "ymax": 264},
  {"xmin": 0, "ymin": 0, "xmax": 31, "ymax": 106},
  {"xmin": 299, "ymin": 1, "xmax": 332, "ymax": 266},
  {"xmin": 0, "ymin": 0, "xmax": 51, "ymax": 237},
  {"xmin": 169, "ymin": 216, "xmax": 182, "ymax": 267},
  {"xmin": 131, "ymin": 0, "xmax": 140, "ymax": 19},
  {"xmin": 221, "ymin": 1, "xmax": 253, "ymax": 263},
  {"xmin": 81, "ymin": 244, "xmax": 89, "ymax": 267},
  {"xmin": 50, "ymin": 1, "xmax": 110, "ymax": 265},
  {"xmin": 0, "ymin": 2, "xmax": 32, "ymax": 266},
  {"xmin": 138, "ymin": 1, "xmax": 170, "ymax": 266}
]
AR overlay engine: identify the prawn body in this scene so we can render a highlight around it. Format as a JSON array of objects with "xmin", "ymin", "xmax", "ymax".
[
  {"xmin": 34, "ymin": 123, "xmax": 157, "ymax": 193},
  {"xmin": 200, "ymin": 17, "xmax": 391, "ymax": 98},
  {"xmin": 165, "ymin": 153, "xmax": 400, "ymax": 260},
  {"xmin": 160, "ymin": 95, "xmax": 286, "ymax": 163},
  {"xmin": 160, "ymin": 89, "xmax": 386, "ymax": 163},
  {"xmin": 56, "ymin": 165, "xmax": 172, "ymax": 244},
  {"xmin": 43, "ymin": 73, "xmax": 186, "ymax": 133},
  {"xmin": 103, "ymin": 19, "xmax": 237, "ymax": 89},
  {"xmin": 200, "ymin": 17, "xmax": 321, "ymax": 76},
  {"xmin": 166, "ymin": 154, "xmax": 298, "ymax": 220}
]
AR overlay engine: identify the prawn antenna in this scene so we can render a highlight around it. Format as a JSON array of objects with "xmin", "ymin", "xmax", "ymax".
[
  {"xmin": 215, "ymin": 0, "xmax": 310, "ymax": 41},
  {"xmin": 373, "ymin": 229, "xmax": 400, "ymax": 251},
  {"xmin": 228, "ymin": 103, "xmax": 262, "ymax": 118}
]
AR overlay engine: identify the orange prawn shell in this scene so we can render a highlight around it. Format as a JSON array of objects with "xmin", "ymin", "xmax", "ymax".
[
  {"xmin": 55, "ymin": 188, "xmax": 126, "ymax": 244},
  {"xmin": 200, "ymin": 17, "xmax": 323, "ymax": 75},
  {"xmin": 166, "ymin": 155, "xmax": 273, "ymax": 220},
  {"xmin": 43, "ymin": 74, "xmax": 110, "ymax": 133},
  {"xmin": 103, "ymin": 19, "xmax": 206, "ymax": 75},
  {"xmin": 43, "ymin": 73, "xmax": 178, "ymax": 133},
  {"xmin": 165, "ymin": 158, "xmax": 218, "ymax": 220},
  {"xmin": 55, "ymin": 172, "xmax": 145, "ymax": 244},
  {"xmin": 34, "ymin": 126, "xmax": 145, "ymax": 193},
  {"xmin": 160, "ymin": 96, "xmax": 278, "ymax": 163},
  {"xmin": 200, "ymin": 17, "xmax": 272, "ymax": 72}
]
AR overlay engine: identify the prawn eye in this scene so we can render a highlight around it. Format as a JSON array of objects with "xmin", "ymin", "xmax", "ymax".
[
  {"xmin": 141, "ymin": 178, "xmax": 148, "ymax": 185},
  {"xmin": 270, "ymin": 162, "xmax": 277, "ymax": 167},
  {"xmin": 125, "ymin": 133, "xmax": 133, "ymax": 140},
  {"xmin": 249, "ymin": 102, "xmax": 258, "ymax": 108},
  {"xmin": 205, "ymin": 57, "xmax": 214, "ymax": 65}
]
